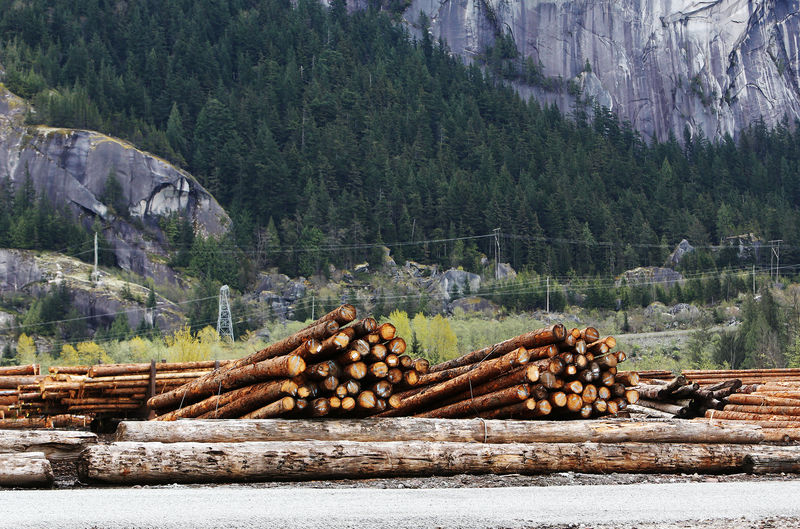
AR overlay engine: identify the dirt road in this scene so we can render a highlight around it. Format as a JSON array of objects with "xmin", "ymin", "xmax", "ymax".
[{"xmin": 3, "ymin": 479, "xmax": 800, "ymax": 528}]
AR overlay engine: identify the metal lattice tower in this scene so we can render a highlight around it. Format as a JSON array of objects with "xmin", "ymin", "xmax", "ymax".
[{"xmin": 217, "ymin": 285, "xmax": 234, "ymax": 342}]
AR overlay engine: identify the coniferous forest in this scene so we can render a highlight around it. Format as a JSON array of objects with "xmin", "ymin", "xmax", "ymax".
[{"xmin": 2, "ymin": 0, "xmax": 800, "ymax": 279}]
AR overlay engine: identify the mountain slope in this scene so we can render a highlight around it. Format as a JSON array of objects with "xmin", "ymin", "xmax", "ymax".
[
  {"xmin": 401, "ymin": 0, "xmax": 800, "ymax": 141},
  {"xmin": 0, "ymin": 84, "xmax": 229, "ymax": 284}
]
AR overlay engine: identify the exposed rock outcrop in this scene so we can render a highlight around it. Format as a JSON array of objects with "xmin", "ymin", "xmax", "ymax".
[
  {"xmin": 617, "ymin": 266, "xmax": 684, "ymax": 287},
  {"xmin": 401, "ymin": 0, "xmax": 800, "ymax": 141},
  {"xmin": 0, "ymin": 85, "xmax": 230, "ymax": 283},
  {"xmin": 667, "ymin": 239, "xmax": 695, "ymax": 267}
]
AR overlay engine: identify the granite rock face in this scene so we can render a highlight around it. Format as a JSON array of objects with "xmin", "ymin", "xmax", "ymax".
[
  {"xmin": 401, "ymin": 0, "xmax": 800, "ymax": 141},
  {"xmin": 0, "ymin": 85, "xmax": 230, "ymax": 283}
]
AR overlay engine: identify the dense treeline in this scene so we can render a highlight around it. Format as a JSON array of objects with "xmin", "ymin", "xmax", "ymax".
[{"xmin": 2, "ymin": 0, "xmax": 800, "ymax": 279}]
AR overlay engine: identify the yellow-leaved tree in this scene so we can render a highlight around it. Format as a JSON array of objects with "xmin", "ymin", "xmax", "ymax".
[
  {"xmin": 387, "ymin": 310, "xmax": 412, "ymax": 343},
  {"xmin": 424, "ymin": 314, "xmax": 458, "ymax": 363},
  {"xmin": 166, "ymin": 326, "xmax": 211, "ymax": 362},
  {"xmin": 17, "ymin": 333, "xmax": 37, "ymax": 364}
]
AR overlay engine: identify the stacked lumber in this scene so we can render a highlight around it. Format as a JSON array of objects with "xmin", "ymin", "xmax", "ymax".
[
  {"xmin": 2, "ymin": 360, "xmax": 226, "ymax": 422},
  {"xmin": 149, "ymin": 305, "xmax": 427, "ymax": 420},
  {"xmin": 701, "ymin": 380, "xmax": 800, "ymax": 442},
  {"xmin": 630, "ymin": 376, "xmax": 736, "ymax": 419},
  {"xmin": 685, "ymin": 368, "xmax": 800, "ymax": 385},
  {"xmin": 636, "ymin": 369, "xmax": 674, "ymax": 382},
  {"xmin": 79, "ymin": 417, "xmax": 800, "ymax": 484},
  {"xmin": 376, "ymin": 327, "xmax": 639, "ymax": 420}
]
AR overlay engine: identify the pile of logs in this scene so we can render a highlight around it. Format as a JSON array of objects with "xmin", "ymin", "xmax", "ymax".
[
  {"xmin": 376, "ymin": 326, "xmax": 639, "ymax": 420},
  {"xmin": 148, "ymin": 307, "xmax": 638, "ymax": 422},
  {"xmin": 685, "ymin": 368, "xmax": 800, "ymax": 386},
  {"xmin": 1, "ymin": 360, "xmax": 226, "ymax": 425},
  {"xmin": 629, "ymin": 376, "xmax": 738, "ymax": 419},
  {"xmin": 149, "ymin": 305, "xmax": 428, "ymax": 420}
]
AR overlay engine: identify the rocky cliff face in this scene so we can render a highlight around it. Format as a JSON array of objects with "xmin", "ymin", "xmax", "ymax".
[
  {"xmin": 402, "ymin": 0, "xmax": 800, "ymax": 140},
  {"xmin": 0, "ymin": 84, "xmax": 230, "ymax": 284}
]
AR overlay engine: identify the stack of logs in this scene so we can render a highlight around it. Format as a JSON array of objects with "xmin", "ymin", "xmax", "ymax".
[
  {"xmin": 375, "ymin": 325, "xmax": 640, "ymax": 420},
  {"xmin": 630, "ymin": 375, "xmax": 737, "ymax": 418},
  {"xmin": 149, "ymin": 306, "xmax": 639, "ymax": 422},
  {"xmin": 1, "ymin": 360, "xmax": 227, "ymax": 426},
  {"xmin": 149, "ymin": 305, "xmax": 429, "ymax": 420}
]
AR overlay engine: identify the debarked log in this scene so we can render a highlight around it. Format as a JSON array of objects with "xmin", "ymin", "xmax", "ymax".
[
  {"xmin": 0, "ymin": 452, "xmax": 54, "ymax": 487},
  {"xmin": 115, "ymin": 417, "xmax": 765, "ymax": 444},
  {"xmin": 0, "ymin": 430, "xmax": 97, "ymax": 461},
  {"xmin": 78, "ymin": 440, "xmax": 796, "ymax": 484}
]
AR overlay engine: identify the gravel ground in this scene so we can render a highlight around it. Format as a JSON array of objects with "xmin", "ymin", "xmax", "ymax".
[{"xmin": 4, "ymin": 481, "xmax": 800, "ymax": 529}]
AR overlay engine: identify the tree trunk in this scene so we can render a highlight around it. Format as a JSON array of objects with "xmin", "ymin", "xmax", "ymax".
[
  {"xmin": 87, "ymin": 360, "xmax": 231, "ymax": 378},
  {"xmin": 0, "ymin": 430, "xmax": 97, "ymax": 461},
  {"xmin": 727, "ymin": 394, "xmax": 800, "ymax": 407},
  {"xmin": 416, "ymin": 385, "xmax": 530, "ymax": 418},
  {"xmin": 148, "ymin": 355, "xmax": 305, "ymax": 410},
  {"xmin": 147, "ymin": 320, "xmax": 338, "ymax": 410},
  {"xmin": 724, "ymin": 404, "xmax": 800, "ymax": 416},
  {"xmin": 298, "ymin": 304, "xmax": 356, "ymax": 332},
  {"xmin": 0, "ymin": 365, "xmax": 39, "ymax": 376},
  {"xmin": 0, "ymin": 375, "xmax": 45, "ymax": 389},
  {"xmin": 116, "ymin": 417, "xmax": 765, "ymax": 445},
  {"xmin": 0, "ymin": 415, "xmax": 91, "ymax": 429},
  {"xmin": 0, "ymin": 452, "xmax": 53, "ymax": 487},
  {"xmin": 429, "ymin": 325, "xmax": 565, "ymax": 372},
  {"xmin": 194, "ymin": 379, "xmax": 298, "ymax": 420},
  {"xmin": 79, "ymin": 439, "xmax": 784, "ymax": 484},
  {"xmin": 379, "ymin": 348, "xmax": 528, "ymax": 416},
  {"xmin": 240, "ymin": 396, "xmax": 295, "ymax": 419}
]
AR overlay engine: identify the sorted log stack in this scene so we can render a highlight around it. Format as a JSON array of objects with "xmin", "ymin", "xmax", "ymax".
[
  {"xmin": 685, "ymin": 368, "xmax": 800, "ymax": 386},
  {"xmin": 150, "ymin": 305, "xmax": 428, "ymax": 420},
  {"xmin": 377, "ymin": 327, "xmax": 638, "ymax": 420},
  {"xmin": 148, "ymin": 309, "xmax": 636, "ymax": 422},
  {"xmin": 1, "ymin": 360, "xmax": 226, "ymax": 423}
]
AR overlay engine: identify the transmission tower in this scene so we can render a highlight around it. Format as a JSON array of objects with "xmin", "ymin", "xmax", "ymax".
[{"xmin": 217, "ymin": 285, "xmax": 234, "ymax": 342}]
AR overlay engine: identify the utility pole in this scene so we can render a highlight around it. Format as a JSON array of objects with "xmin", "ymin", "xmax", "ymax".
[
  {"xmin": 546, "ymin": 276, "xmax": 550, "ymax": 313},
  {"xmin": 493, "ymin": 228, "xmax": 501, "ymax": 280},
  {"xmin": 217, "ymin": 285, "xmax": 234, "ymax": 342},
  {"xmin": 752, "ymin": 264, "xmax": 756, "ymax": 296},
  {"xmin": 311, "ymin": 295, "xmax": 316, "ymax": 321}
]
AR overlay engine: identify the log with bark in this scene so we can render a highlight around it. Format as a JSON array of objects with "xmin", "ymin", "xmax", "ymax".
[{"xmin": 79, "ymin": 439, "xmax": 799, "ymax": 484}]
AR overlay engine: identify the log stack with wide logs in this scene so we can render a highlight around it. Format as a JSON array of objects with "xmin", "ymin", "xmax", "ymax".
[
  {"xmin": 148, "ymin": 308, "xmax": 638, "ymax": 422},
  {"xmin": 149, "ymin": 305, "xmax": 427, "ymax": 420},
  {"xmin": 375, "ymin": 326, "xmax": 639, "ymax": 420}
]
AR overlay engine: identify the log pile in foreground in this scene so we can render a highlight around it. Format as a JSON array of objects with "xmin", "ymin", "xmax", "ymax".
[
  {"xmin": 0, "ymin": 451, "xmax": 54, "ymax": 487},
  {"xmin": 80, "ymin": 417, "xmax": 800, "ymax": 484}
]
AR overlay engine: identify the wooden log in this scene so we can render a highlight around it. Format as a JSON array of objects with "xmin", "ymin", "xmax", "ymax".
[
  {"xmin": 444, "ymin": 365, "xmax": 540, "ymax": 404},
  {"xmin": 0, "ymin": 365, "xmax": 39, "ymax": 376},
  {"xmin": 341, "ymin": 396, "xmax": 356, "ymax": 412},
  {"xmin": 727, "ymin": 394, "xmax": 800, "ymax": 407},
  {"xmin": 377, "ymin": 323, "xmax": 396, "ymax": 341},
  {"xmin": 148, "ymin": 355, "xmax": 305, "ymax": 410},
  {"xmin": 80, "ymin": 439, "xmax": 789, "ymax": 484},
  {"xmin": 192, "ymin": 379, "xmax": 298, "ymax": 420},
  {"xmin": 635, "ymin": 384, "xmax": 671, "ymax": 400},
  {"xmin": 0, "ymin": 452, "xmax": 54, "ymax": 487},
  {"xmin": 240, "ymin": 397, "xmax": 295, "ymax": 419},
  {"xmin": 298, "ymin": 304, "xmax": 356, "ymax": 332},
  {"xmin": 412, "ymin": 359, "xmax": 430, "ymax": 374},
  {"xmin": 386, "ymin": 368, "xmax": 403, "ymax": 385},
  {"xmin": 357, "ymin": 391, "xmax": 377, "ymax": 410},
  {"xmin": 380, "ymin": 348, "xmax": 528, "ymax": 417},
  {"xmin": 344, "ymin": 317, "xmax": 377, "ymax": 337},
  {"xmin": 430, "ymin": 325, "xmax": 565, "ymax": 372},
  {"xmin": 390, "ymin": 340, "xmax": 408, "ymax": 357},
  {"xmin": 627, "ymin": 404, "xmax": 680, "ymax": 419},
  {"xmin": 615, "ymin": 371, "xmax": 640, "ymax": 386},
  {"xmin": 637, "ymin": 398, "xmax": 688, "ymax": 417},
  {"xmin": 402, "ymin": 370, "xmax": 419, "ymax": 387},
  {"xmin": 147, "ymin": 320, "xmax": 337, "ymax": 410},
  {"xmin": 549, "ymin": 391, "xmax": 567, "ymax": 408},
  {"xmin": 565, "ymin": 393, "xmax": 583, "ymax": 412},
  {"xmin": 724, "ymin": 404, "xmax": 800, "ymax": 416},
  {"xmin": 369, "ymin": 344, "xmax": 387, "ymax": 361},
  {"xmin": 87, "ymin": 360, "xmax": 232, "ymax": 378},
  {"xmin": 596, "ymin": 385, "xmax": 610, "ymax": 400},
  {"xmin": 308, "ymin": 398, "xmax": 330, "ymax": 417},
  {"xmin": 385, "ymin": 354, "xmax": 400, "ymax": 368},
  {"xmin": 329, "ymin": 396, "xmax": 341, "ymax": 410},
  {"xmin": 416, "ymin": 385, "xmax": 530, "ymax": 419},
  {"xmin": 365, "ymin": 362, "xmax": 388, "ymax": 380},
  {"xmin": 371, "ymin": 380, "xmax": 393, "ymax": 399},
  {"xmin": 478, "ymin": 398, "xmax": 545, "ymax": 419},
  {"xmin": 697, "ymin": 417, "xmax": 800, "ymax": 429},
  {"xmin": 0, "ymin": 430, "xmax": 97, "ymax": 461},
  {"xmin": 706, "ymin": 410, "xmax": 800, "ymax": 423},
  {"xmin": 0, "ymin": 375, "xmax": 45, "ymax": 389},
  {"xmin": 0, "ymin": 415, "xmax": 91, "ymax": 430},
  {"xmin": 321, "ymin": 375, "xmax": 339, "ymax": 393}
]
